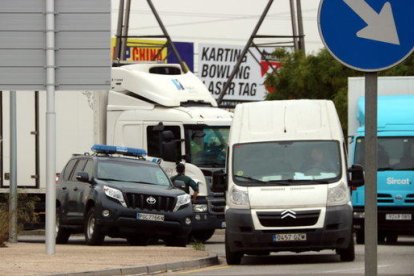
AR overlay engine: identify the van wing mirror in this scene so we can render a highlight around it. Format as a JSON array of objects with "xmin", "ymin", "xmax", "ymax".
[
  {"xmin": 173, "ymin": 180, "xmax": 186, "ymax": 190},
  {"xmin": 212, "ymin": 171, "xmax": 227, "ymax": 193},
  {"xmin": 348, "ymin": 164, "xmax": 364, "ymax": 188},
  {"xmin": 76, "ymin": 172, "xmax": 91, "ymax": 183}
]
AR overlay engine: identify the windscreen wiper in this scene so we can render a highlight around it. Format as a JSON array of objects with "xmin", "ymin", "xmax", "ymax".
[
  {"xmin": 377, "ymin": 167, "xmax": 394, "ymax": 171},
  {"xmin": 265, "ymin": 179, "xmax": 331, "ymax": 185},
  {"xmin": 234, "ymin": 175, "xmax": 265, "ymax": 183},
  {"xmin": 97, "ymin": 178, "xmax": 122, "ymax": 182}
]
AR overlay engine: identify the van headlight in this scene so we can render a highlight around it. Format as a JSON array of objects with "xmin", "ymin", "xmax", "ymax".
[
  {"xmin": 103, "ymin": 185, "xmax": 127, "ymax": 207},
  {"xmin": 174, "ymin": 194, "xmax": 191, "ymax": 211},
  {"xmin": 229, "ymin": 186, "xmax": 250, "ymax": 209},
  {"xmin": 327, "ymin": 181, "xmax": 349, "ymax": 206}
]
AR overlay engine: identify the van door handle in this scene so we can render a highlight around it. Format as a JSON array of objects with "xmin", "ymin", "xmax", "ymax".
[
  {"xmin": 73, "ymin": 187, "xmax": 78, "ymax": 191},
  {"xmin": 62, "ymin": 187, "xmax": 67, "ymax": 190}
]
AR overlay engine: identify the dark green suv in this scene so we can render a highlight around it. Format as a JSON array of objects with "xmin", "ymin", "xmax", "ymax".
[{"xmin": 56, "ymin": 145, "xmax": 193, "ymax": 246}]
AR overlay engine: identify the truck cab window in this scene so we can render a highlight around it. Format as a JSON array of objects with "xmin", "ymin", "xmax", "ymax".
[{"xmin": 147, "ymin": 125, "xmax": 181, "ymax": 158}]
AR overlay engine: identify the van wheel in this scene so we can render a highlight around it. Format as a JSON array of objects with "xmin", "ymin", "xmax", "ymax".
[
  {"xmin": 191, "ymin": 229, "xmax": 215, "ymax": 243},
  {"xmin": 127, "ymin": 236, "xmax": 150, "ymax": 246},
  {"xmin": 225, "ymin": 233, "xmax": 243, "ymax": 265},
  {"xmin": 356, "ymin": 230, "xmax": 364, "ymax": 244},
  {"xmin": 337, "ymin": 236, "xmax": 355, "ymax": 262},
  {"xmin": 85, "ymin": 208, "xmax": 105, "ymax": 245},
  {"xmin": 164, "ymin": 235, "xmax": 188, "ymax": 247},
  {"xmin": 56, "ymin": 209, "xmax": 70, "ymax": 244}
]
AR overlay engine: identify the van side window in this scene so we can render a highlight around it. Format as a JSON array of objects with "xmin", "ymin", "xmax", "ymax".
[
  {"xmin": 62, "ymin": 159, "xmax": 77, "ymax": 181},
  {"xmin": 70, "ymin": 159, "xmax": 87, "ymax": 181},
  {"xmin": 147, "ymin": 125, "xmax": 181, "ymax": 157}
]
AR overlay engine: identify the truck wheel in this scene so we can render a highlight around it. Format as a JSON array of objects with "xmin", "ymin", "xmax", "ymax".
[
  {"xmin": 191, "ymin": 229, "xmax": 215, "ymax": 243},
  {"xmin": 386, "ymin": 234, "xmax": 398, "ymax": 244},
  {"xmin": 225, "ymin": 232, "xmax": 243, "ymax": 265},
  {"xmin": 337, "ymin": 236, "xmax": 355, "ymax": 262},
  {"xmin": 164, "ymin": 235, "xmax": 188, "ymax": 247},
  {"xmin": 84, "ymin": 208, "xmax": 105, "ymax": 245},
  {"xmin": 127, "ymin": 236, "xmax": 150, "ymax": 246},
  {"xmin": 56, "ymin": 210, "xmax": 70, "ymax": 244},
  {"xmin": 378, "ymin": 232, "xmax": 386, "ymax": 244},
  {"xmin": 356, "ymin": 230, "xmax": 364, "ymax": 244}
]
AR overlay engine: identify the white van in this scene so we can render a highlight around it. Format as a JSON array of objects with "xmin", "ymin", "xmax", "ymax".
[{"xmin": 220, "ymin": 100, "xmax": 364, "ymax": 264}]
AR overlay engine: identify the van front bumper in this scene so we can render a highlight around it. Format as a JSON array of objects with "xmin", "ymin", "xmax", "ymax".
[{"xmin": 226, "ymin": 205, "xmax": 353, "ymax": 253}]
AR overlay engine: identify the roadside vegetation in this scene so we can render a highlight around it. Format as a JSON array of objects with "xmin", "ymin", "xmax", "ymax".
[
  {"xmin": 265, "ymin": 49, "xmax": 414, "ymax": 134},
  {"xmin": 0, "ymin": 194, "xmax": 39, "ymax": 247}
]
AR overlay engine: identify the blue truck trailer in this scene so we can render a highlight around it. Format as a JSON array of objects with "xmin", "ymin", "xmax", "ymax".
[{"xmin": 349, "ymin": 93, "xmax": 414, "ymax": 244}]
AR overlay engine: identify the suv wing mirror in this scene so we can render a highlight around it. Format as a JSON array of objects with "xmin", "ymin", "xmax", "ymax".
[
  {"xmin": 348, "ymin": 164, "xmax": 364, "ymax": 188},
  {"xmin": 76, "ymin": 172, "xmax": 91, "ymax": 183},
  {"xmin": 173, "ymin": 180, "xmax": 186, "ymax": 190}
]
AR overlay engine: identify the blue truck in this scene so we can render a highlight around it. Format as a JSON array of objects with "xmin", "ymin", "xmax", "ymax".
[{"xmin": 348, "ymin": 86, "xmax": 414, "ymax": 244}]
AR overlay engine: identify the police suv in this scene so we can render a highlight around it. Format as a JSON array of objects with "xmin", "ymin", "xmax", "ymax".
[{"xmin": 56, "ymin": 145, "xmax": 193, "ymax": 246}]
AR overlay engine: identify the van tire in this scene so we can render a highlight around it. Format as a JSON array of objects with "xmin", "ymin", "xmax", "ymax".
[
  {"xmin": 337, "ymin": 237, "xmax": 355, "ymax": 262},
  {"xmin": 85, "ymin": 208, "xmax": 105, "ymax": 245},
  {"xmin": 225, "ymin": 233, "xmax": 243, "ymax": 265}
]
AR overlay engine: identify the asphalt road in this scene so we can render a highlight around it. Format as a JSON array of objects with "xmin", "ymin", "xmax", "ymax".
[{"xmin": 169, "ymin": 233, "xmax": 414, "ymax": 276}]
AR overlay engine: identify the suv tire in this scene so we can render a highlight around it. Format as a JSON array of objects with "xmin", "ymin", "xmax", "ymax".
[
  {"xmin": 56, "ymin": 209, "xmax": 70, "ymax": 244},
  {"xmin": 85, "ymin": 208, "xmax": 105, "ymax": 245},
  {"xmin": 191, "ymin": 229, "xmax": 215, "ymax": 243}
]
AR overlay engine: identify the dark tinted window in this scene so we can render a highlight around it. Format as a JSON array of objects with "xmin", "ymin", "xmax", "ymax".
[
  {"xmin": 62, "ymin": 159, "xmax": 77, "ymax": 181},
  {"xmin": 147, "ymin": 125, "xmax": 181, "ymax": 157},
  {"xmin": 70, "ymin": 159, "xmax": 87, "ymax": 181},
  {"xmin": 83, "ymin": 159, "xmax": 94, "ymax": 177}
]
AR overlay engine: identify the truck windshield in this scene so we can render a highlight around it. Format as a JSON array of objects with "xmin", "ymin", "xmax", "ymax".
[
  {"xmin": 97, "ymin": 160, "xmax": 170, "ymax": 186},
  {"xmin": 185, "ymin": 126, "xmax": 229, "ymax": 167},
  {"xmin": 354, "ymin": 137, "xmax": 414, "ymax": 170},
  {"xmin": 232, "ymin": 141, "xmax": 341, "ymax": 185}
]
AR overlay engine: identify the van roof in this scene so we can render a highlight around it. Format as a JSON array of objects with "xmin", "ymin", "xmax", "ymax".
[{"xmin": 230, "ymin": 100, "xmax": 343, "ymax": 144}]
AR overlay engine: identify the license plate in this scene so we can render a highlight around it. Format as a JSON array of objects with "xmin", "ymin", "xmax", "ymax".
[
  {"xmin": 137, "ymin": 213, "xmax": 165, "ymax": 222},
  {"xmin": 273, "ymin": 233, "xmax": 307, "ymax": 242},
  {"xmin": 385, "ymin": 214, "xmax": 412, "ymax": 221}
]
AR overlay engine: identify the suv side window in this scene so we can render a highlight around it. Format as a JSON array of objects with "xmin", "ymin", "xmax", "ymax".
[
  {"xmin": 83, "ymin": 159, "xmax": 94, "ymax": 178},
  {"xmin": 62, "ymin": 159, "xmax": 77, "ymax": 181},
  {"xmin": 147, "ymin": 125, "xmax": 181, "ymax": 157},
  {"xmin": 70, "ymin": 159, "xmax": 87, "ymax": 182}
]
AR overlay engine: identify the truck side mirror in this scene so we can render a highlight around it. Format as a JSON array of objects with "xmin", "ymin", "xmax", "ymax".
[
  {"xmin": 348, "ymin": 164, "xmax": 364, "ymax": 188},
  {"xmin": 212, "ymin": 171, "xmax": 227, "ymax": 193},
  {"xmin": 76, "ymin": 172, "xmax": 91, "ymax": 183},
  {"xmin": 173, "ymin": 180, "xmax": 186, "ymax": 190}
]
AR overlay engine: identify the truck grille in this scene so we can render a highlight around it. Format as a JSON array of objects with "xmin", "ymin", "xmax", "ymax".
[
  {"xmin": 378, "ymin": 193, "xmax": 393, "ymax": 203},
  {"xmin": 125, "ymin": 193, "xmax": 176, "ymax": 212},
  {"xmin": 406, "ymin": 194, "xmax": 414, "ymax": 203},
  {"xmin": 257, "ymin": 210, "xmax": 321, "ymax": 227},
  {"xmin": 208, "ymin": 192, "xmax": 225, "ymax": 219}
]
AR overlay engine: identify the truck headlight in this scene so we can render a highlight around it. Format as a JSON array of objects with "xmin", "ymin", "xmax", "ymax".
[
  {"xmin": 103, "ymin": 185, "xmax": 127, "ymax": 207},
  {"xmin": 174, "ymin": 194, "xmax": 191, "ymax": 211},
  {"xmin": 193, "ymin": 204, "xmax": 208, "ymax": 213},
  {"xmin": 229, "ymin": 186, "xmax": 250, "ymax": 209},
  {"xmin": 327, "ymin": 181, "xmax": 349, "ymax": 206}
]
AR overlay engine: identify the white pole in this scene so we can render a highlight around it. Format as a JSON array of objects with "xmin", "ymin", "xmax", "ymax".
[
  {"xmin": 8, "ymin": 91, "xmax": 17, "ymax": 243},
  {"xmin": 45, "ymin": 0, "xmax": 56, "ymax": 255}
]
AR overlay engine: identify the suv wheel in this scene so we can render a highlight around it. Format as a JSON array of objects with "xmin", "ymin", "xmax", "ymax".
[
  {"xmin": 191, "ymin": 229, "xmax": 215, "ymax": 243},
  {"xmin": 85, "ymin": 208, "xmax": 105, "ymax": 245},
  {"xmin": 56, "ymin": 209, "xmax": 70, "ymax": 244}
]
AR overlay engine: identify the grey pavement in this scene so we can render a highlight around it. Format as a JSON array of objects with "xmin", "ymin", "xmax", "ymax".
[{"xmin": 0, "ymin": 232, "xmax": 219, "ymax": 276}]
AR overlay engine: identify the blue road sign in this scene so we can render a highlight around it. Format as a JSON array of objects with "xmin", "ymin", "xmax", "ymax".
[{"xmin": 318, "ymin": 0, "xmax": 414, "ymax": 72}]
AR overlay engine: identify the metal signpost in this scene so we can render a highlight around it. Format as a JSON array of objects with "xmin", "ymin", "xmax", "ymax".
[
  {"xmin": 318, "ymin": 0, "xmax": 414, "ymax": 275},
  {"xmin": 0, "ymin": 0, "xmax": 110, "ymax": 255}
]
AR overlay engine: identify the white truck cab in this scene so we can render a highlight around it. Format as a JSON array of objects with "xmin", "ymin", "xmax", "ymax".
[
  {"xmin": 221, "ymin": 100, "xmax": 364, "ymax": 264},
  {"xmin": 98, "ymin": 63, "xmax": 233, "ymax": 241}
]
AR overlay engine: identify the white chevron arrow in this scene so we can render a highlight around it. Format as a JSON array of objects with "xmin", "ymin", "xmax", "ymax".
[{"xmin": 343, "ymin": 0, "xmax": 400, "ymax": 45}]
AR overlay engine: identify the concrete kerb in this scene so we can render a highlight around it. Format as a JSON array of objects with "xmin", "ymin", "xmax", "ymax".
[{"xmin": 53, "ymin": 254, "xmax": 219, "ymax": 276}]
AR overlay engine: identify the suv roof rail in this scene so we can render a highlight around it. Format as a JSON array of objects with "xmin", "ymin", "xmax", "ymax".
[{"xmin": 91, "ymin": 144, "xmax": 147, "ymax": 158}]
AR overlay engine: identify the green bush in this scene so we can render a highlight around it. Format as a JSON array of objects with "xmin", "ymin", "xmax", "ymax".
[{"xmin": 0, "ymin": 194, "xmax": 39, "ymax": 246}]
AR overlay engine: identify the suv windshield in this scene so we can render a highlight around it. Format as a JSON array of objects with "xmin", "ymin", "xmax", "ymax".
[
  {"xmin": 185, "ymin": 125, "xmax": 229, "ymax": 167},
  {"xmin": 97, "ymin": 160, "xmax": 170, "ymax": 186},
  {"xmin": 354, "ymin": 137, "xmax": 414, "ymax": 171},
  {"xmin": 233, "ymin": 140, "xmax": 341, "ymax": 185}
]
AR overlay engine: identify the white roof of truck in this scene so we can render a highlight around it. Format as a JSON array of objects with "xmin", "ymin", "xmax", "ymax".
[
  {"xmin": 230, "ymin": 100, "xmax": 343, "ymax": 144},
  {"xmin": 111, "ymin": 64, "xmax": 217, "ymax": 107}
]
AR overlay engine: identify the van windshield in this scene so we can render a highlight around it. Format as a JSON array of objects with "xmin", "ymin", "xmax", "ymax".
[
  {"xmin": 232, "ymin": 141, "xmax": 341, "ymax": 185},
  {"xmin": 354, "ymin": 137, "xmax": 414, "ymax": 171}
]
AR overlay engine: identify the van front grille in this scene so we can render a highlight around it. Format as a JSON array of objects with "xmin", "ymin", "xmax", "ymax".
[{"xmin": 257, "ymin": 210, "xmax": 320, "ymax": 227}]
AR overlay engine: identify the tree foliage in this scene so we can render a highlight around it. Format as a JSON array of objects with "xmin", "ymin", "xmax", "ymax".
[{"xmin": 265, "ymin": 48, "xmax": 414, "ymax": 134}]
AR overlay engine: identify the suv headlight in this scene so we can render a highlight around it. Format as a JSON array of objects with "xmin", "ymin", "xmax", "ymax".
[
  {"xmin": 193, "ymin": 204, "xmax": 208, "ymax": 213},
  {"xmin": 174, "ymin": 194, "xmax": 191, "ymax": 211},
  {"xmin": 327, "ymin": 181, "xmax": 350, "ymax": 206},
  {"xmin": 103, "ymin": 185, "xmax": 127, "ymax": 207},
  {"xmin": 229, "ymin": 186, "xmax": 250, "ymax": 209}
]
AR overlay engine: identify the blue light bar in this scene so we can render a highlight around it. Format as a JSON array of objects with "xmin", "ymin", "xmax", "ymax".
[{"xmin": 91, "ymin": 144, "xmax": 147, "ymax": 157}]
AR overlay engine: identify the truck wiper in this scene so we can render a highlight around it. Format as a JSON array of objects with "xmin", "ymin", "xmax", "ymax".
[{"xmin": 234, "ymin": 175, "xmax": 265, "ymax": 183}]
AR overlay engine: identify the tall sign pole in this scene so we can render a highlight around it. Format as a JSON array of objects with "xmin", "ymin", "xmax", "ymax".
[{"xmin": 319, "ymin": 1, "xmax": 414, "ymax": 275}]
